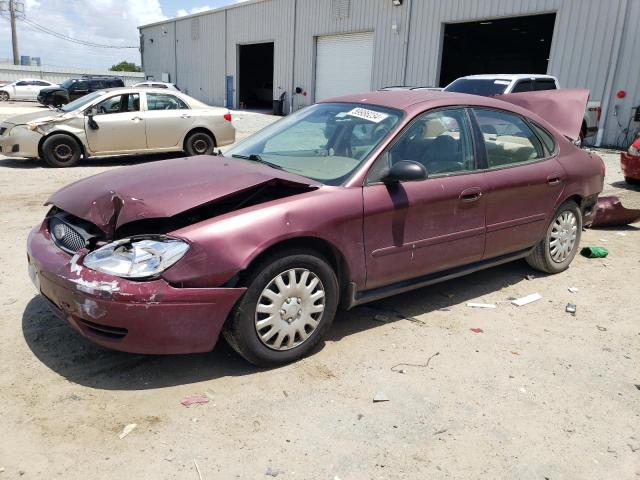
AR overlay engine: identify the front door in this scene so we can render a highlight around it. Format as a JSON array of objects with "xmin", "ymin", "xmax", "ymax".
[
  {"xmin": 85, "ymin": 93, "xmax": 147, "ymax": 153},
  {"xmin": 363, "ymin": 108, "xmax": 487, "ymax": 289},
  {"xmin": 142, "ymin": 92, "xmax": 194, "ymax": 149},
  {"xmin": 472, "ymin": 108, "xmax": 566, "ymax": 258}
]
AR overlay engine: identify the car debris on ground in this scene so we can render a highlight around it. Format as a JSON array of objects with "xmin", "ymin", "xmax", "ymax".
[
  {"xmin": 580, "ymin": 246, "xmax": 609, "ymax": 258},
  {"xmin": 511, "ymin": 293, "xmax": 542, "ymax": 306},
  {"xmin": 180, "ymin": 393, "xmax": 210, "ymax": 407},
  {"xmin": 466, "ymin": 302, "xmax": 497, "ymax": 309},
  {"xmin": 470, "ymin": 328, "xmax": 484, "ymax": 334},
  {"xmin": 591, "ymin": 196, "xmax": 640, "ymax": 227},
  {"xmin": 565, "ymin": 303, "xmax": 577, "ymax": 315},
  {"xmin": 373, "ymin": 392, "xmax": 390, "ymax": 403},
  {"xmin": 118, "ymin": 423, "xmax": 137, "ymax": 439}
]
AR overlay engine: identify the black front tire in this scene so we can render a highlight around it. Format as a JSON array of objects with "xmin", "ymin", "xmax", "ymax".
[
  {"xmin": 185, "ymin": 131, "xmax": 215, "ymax": 156},
  {"xmin": 526, "ymin": 200, "xmax": 582, "ymax": 274},
  {"xmin": 41, "ymin": 134, "xmax": 82, "ymax": 168},
  {"xmin": 0, "ymin": 91, "xmax": 9, "ymax": 102},
  {"xmin": 223, "ymin": 249, "xmax": 339, "ymax": 367}
]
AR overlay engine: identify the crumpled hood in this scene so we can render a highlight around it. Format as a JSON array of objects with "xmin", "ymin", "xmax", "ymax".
[
  {"xmin": 3, "ymin": 110, "xmax": 65, "ymax": 126},
  {"xmin": 497, "ymin": 89, "xmax": 590, "ymax": 141},
  {"xmin": 47, "ymin": 155, "xmax": 320, "ymax": 236}
]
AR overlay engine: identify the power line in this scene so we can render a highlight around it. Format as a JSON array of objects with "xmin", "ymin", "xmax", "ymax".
[{"xmin": 0, "ymin": 14, "xmax": 139, "ymax": 49}]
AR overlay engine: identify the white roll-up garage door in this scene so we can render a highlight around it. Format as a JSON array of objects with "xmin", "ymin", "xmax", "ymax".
[{"xmin": 315, "ymin": 32, "xmax": 374, "ymax": 101}]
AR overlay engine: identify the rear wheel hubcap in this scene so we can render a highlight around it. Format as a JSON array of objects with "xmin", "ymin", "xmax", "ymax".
[
  {"xmin": 255, "ymin": 268, "xmax": 325, "ymax": 351},
  {"xmin": 549, "ymin": 210, "xmax": 577, "ymax": 263},
  {"xmin": 192, "ymin": 138, "xmax": 208, "ymax": 154}
]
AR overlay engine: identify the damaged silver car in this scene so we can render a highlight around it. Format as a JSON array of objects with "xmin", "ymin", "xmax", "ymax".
[{"xmin": 0, "ymin": 87, "xmax": 235, "ymax": 167}]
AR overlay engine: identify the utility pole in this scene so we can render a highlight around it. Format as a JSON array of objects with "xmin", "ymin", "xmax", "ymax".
[{"xmin": 10, "ymin": 0, "xmax": 19, "ymax": 64}]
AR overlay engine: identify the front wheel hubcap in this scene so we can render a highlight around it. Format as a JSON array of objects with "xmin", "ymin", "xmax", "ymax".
[
  {"xmin": 255, "ymin": 268, "xmax": 325, "ymax": 351},
  {"xmin": 53, "ymin": 143, "xmax": 73, "ymax": 162},
  {"xmin": 549, "ymin": 210, "xmax": 577, "ymax": 263}
]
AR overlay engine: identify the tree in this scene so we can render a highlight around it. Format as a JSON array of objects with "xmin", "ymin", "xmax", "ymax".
[{"xmin": 110, "ymin": 61, "xmax": 142, "ymax": 72}]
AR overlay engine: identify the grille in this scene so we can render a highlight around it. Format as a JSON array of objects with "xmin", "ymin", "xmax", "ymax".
[{"xmin": 49, "ymin": 216, "xmax": 87, "ymax": 253}]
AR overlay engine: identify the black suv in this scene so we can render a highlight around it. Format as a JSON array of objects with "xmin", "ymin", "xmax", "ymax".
[{"xmin": 37, "ymin": 76, "xmax": 125, "ymax": 106}]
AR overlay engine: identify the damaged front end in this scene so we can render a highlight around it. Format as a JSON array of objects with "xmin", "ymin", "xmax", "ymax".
[{"xmin": 27, "ymin": 155, "xmax": 321, "ymax": 353}]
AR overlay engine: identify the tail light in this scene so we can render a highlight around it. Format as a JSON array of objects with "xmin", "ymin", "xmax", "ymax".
[
  {"xmin": 629, "ymin": 138, "xmax": 640, "ymax": 156},
  {"xmin": 223, "ymin": 113, "xmax": 232, "ymax": 122}
]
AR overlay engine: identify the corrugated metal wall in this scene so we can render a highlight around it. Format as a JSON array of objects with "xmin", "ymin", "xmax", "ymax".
[
  {"xmin": 602, "ymin": 0, "xmax": 640, "ymax": 146},
  {"xmin": 139, "ymin": 0, "xmax": 639, "ymax": 144}
]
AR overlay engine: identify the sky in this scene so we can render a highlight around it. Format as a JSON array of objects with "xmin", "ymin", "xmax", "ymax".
[{"xmin": 0, "ymin": 0, "xmax": 246, "ymax": 70}]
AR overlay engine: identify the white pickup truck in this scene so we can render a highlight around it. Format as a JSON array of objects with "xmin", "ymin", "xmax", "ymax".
[{"xmin": 444, "ymin": 74, "xmax": 601, "ymax": 141}]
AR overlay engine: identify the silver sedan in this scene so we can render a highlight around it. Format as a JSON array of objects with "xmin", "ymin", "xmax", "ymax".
[{"xmin": 0, "ymin": 87, "xmax": 235, "ymax": 167}]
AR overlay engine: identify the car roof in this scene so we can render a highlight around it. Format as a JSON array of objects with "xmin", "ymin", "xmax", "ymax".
[
  {"xmin": 453, "ymin": 74, "xmax": 558, "ymax": 81},
  {"xmin": 320, "ymin": 90, "xmax": 561, "ymax": 127}
]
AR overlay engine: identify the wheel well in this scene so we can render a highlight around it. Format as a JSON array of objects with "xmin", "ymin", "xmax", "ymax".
[
  {"xmin": 240, "ymin": 237, "xmax": 350, "ymax": 294},
  {"xmin": 38, "ymin": 131, "xmax": 85, "ymax": 159},
  {"xmin": 183, "ymin": 127, "xmax": 217, "ymax": 150}
]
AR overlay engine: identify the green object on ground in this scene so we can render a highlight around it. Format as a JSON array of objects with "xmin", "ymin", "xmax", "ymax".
[{"xmin": 580, "ymin": 246, "xmax": 609, "ymax": 258}]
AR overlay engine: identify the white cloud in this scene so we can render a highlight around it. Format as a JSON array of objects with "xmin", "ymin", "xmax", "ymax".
[
  {"xmin": 0, "ymin": 0, "xmax": 168, "ymax": 69},
  {"xmin": 176, "ymin": 5, "xmax": 212, "ymax": 17}
]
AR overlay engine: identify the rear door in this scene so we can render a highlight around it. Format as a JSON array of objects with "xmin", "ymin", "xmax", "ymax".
[
  {"xmin": 13, "ymin": 81, "xmax": 31, "ymax": 99},
  {"xmin": 362, "ymin": 108, "xmax": 487, "ymax": 289},
  {"xmin": 142, "ymin": 92, "xmax": 195, "ymax": 148},
  {"xmin": 471, "ymin": 108, "xmax": 565, "ymax": 259},
  {"xmin": 85, "ymin": 92, "xmax": 147, "ymax": 153}
]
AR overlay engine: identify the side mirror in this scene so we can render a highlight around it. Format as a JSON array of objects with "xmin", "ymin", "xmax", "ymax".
[
  {"xmin": 86, "ymin": 107, "xmax": 99, "ymax": 130},
  {"xmin": 381, "ymin": 160, "xmax": 427, "ymax": 184}
]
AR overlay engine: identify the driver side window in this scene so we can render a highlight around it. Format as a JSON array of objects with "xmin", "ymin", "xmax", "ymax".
[
  {"xmin": 94, "ymin": 94, "xmax": 139, "ymax": 115},
  {"xmin": 385, "ymin": 109, "xmax": 475, "ymax": 177}
]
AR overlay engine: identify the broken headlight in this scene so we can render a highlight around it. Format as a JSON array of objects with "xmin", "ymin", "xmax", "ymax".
[{"xmin": 83, "ymin": 236, "xmax": 189, "ymax": 279}]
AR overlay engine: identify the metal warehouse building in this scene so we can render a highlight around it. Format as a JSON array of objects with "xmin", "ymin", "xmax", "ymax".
[{"xmin": 139, "ymin": 0, "xmax": 640, "ymax": 147}]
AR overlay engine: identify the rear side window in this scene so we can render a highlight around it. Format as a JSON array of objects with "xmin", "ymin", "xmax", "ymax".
[
  {"xmin": 473, "ymin": 109, "xmax": 545, "ymax": 168},
  {"xmin": 530, "ymin": 122, "xmax": 557, "ymax": 155},
  {"xmin": 535, "ymin": 79, "xmax": 557, "ymax": 91},
  {"xmin": 511, "ymin": 80, "xmax": 534, "ymax": 93},
  {"xmin": 16, "ymin": 81, "xmax": 29, "ymax": 86},
  {"xmin": 146, "ymin": 93, "xmax": 188, "ymax": 110},
  {"xmin": 89, "ymin": 80, "xmax": 105, "ymax": 89}
]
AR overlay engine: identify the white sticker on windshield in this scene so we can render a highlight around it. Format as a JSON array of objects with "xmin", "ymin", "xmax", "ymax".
[
  {"xmin": 494, "ymin": 80, "xmax": 511, "ymax": 85},
  {"xmin": 346, "ymin": 107, "xmax": 389, "ymax": 123}
]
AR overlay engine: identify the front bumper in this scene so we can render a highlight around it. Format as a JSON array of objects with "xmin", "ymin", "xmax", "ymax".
[
  {"xmin": 621, "ymin": 152, "xmax": 640, "ymax": 181},
  {"xmin": 27, "ymin": 223, "xmax": 246, "ymax": 354},
  {"xmin": 0, "ymin": 125, "xmax": 40, "ymax": 158}
]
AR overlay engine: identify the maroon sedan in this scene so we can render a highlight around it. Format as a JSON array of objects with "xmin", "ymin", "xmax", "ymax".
[{"xmin": 27, "ymin": 90, "xmax": 604, "ymax": 366}]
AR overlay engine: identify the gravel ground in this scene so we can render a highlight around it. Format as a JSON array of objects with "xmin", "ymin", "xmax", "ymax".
[{"xmin": 0, "ymin": 101, "xmax": 638, "ymax": 479}]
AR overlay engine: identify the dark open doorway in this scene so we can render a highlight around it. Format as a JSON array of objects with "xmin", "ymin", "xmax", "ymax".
[
  {"xmin": 439, "ymin": 13, "xmax": 556, "ymax": 87},
  {"xmin": 238, "ymin": 42, "xmax": 274, "ymax": 110}
]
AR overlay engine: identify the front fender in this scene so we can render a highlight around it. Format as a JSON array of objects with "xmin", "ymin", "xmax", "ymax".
[{"xmin": 162, "ymin": 187, "xmax": 366, "ymax": 289}]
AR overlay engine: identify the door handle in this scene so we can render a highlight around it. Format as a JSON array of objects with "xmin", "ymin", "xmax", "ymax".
[
  {"xmin": 459, "ymin": 187, "xmax": 483, "ymax": 203},
  {"xmin": 547, "ymin": 173, "xmax": 563, "ymax": 186},
  {"xmin": 131, "ymin": 117, "xmax": 142, "ymax": 122},
  {"xmin": 181, "ymin": 114, "xmax": 191, "ymax": 119}
]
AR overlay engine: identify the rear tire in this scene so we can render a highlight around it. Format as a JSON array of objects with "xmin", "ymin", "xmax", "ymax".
[
  {"xmin": 526, "ymin": 200, "xmax": 582, "ymax": 274},
  {"xmin": 185, "ymin": 131, "xmax": 215, "ymax": 156},
  {"xmin": 223, "ymin": 248, "xmax": 339, "ymax": 366},
  {"xmin": 41, "ymin": 134, "xmax": 82, "ymax": 168}
]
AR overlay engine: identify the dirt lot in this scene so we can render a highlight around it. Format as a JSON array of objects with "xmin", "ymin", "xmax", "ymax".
[{"xmin": 0, "ymin": 101, "xmax": 639, "ymax": 479}]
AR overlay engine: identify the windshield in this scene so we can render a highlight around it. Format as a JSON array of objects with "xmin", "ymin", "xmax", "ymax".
[
  {"xmin": 60, "ymin": 91, "xmax": 104, "ymax": 112},
  {"xmin": 226, "ymin": 102, "xmax": 402, "ymax": 185},
  {"xmin": 444, "ymin": 78, "xmax": 510, "ymax": 96}
]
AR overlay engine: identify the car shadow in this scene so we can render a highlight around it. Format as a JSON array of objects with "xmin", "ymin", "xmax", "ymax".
[
  {"xmin": 608, "ymin": 180, "xmax": 640, "ymax": 193},
  {"xmin": 23, "ymin": 260, "xmax": 536, "ymax": 390},
  {"xmin": 0, "ymin": 152, "xmax": 186, "ymax": 169},
  {"xmin": 329, "ymin": 259, "xmax": 538, "ymax": 341}
]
